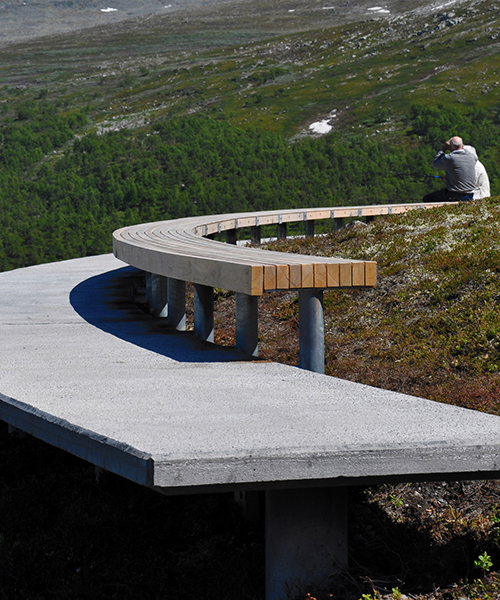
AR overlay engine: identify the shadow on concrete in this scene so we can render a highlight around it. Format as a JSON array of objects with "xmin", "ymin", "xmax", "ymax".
[{"xmin": 70, "ymin": 266, "xmax": 245, "ymax": 363}]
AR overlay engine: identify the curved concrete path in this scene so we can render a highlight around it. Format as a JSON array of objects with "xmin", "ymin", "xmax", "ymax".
[{"xmin": 2, "ymin": 254, "xmax": 500, "ymax": 598}]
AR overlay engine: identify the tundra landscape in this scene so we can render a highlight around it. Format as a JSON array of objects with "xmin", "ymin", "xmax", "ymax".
[{"xmin": 1, "ymin": 0, "xmax": 500, "ymax": 598}]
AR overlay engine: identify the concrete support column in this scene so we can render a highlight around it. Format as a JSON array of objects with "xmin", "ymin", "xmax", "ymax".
[
  {"xmin": 194, "ymin": 283, "xmax": 214, "ymax": 343},
  {"xmin": 333, "ymin": 217, "xmax": 344, "ymax": 232},
  {"xmin": 305, "ymin": 220, "xmax": 315, "ymax": 237},
  {"xmin": 251, "ymin": 225, "xmax": 261, "ymax": 245},
  {"xmin": 235, "ymin": 292, "xmax": 259, "ymax": 357},
  {"xmin": 277, "ymin": 222, "xmax": 288, "ymax": 240},
  {"xmin": 265, "ymin": 487, "xmax": 348, "ymax": 600},
  {"xmin": 150, "ymin": 274, "xmax": 168, "ymax": 317},
  {"xmin": 226, "ymin": 229, "xmax": 238, "ymax": 245},
  {"xmin": 167, "ymin": 278, "xmax": 186, "ymax": 331},
  {"xmin": 299, "ymin": 289, "xmax": 325, "ymax": 374}
]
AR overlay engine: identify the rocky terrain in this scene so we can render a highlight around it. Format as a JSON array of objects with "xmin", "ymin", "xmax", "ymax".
[{"xmin": 0, "ymin": 0, "xmax": 469, "ymax": 46}]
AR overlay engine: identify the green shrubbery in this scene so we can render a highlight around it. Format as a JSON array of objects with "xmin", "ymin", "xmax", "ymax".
[{"xmin": 1, "ymin": 100, "xmax": 498, "ymax": 272}]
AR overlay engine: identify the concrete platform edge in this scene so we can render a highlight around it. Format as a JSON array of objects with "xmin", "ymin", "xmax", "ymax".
[
  {"xmin": 0, "ymin": 392, "xmax": 153, "ymax": 486},
  {"xmin": 152, "ymin": 445, "xmax": 500, "ymax": 490}
]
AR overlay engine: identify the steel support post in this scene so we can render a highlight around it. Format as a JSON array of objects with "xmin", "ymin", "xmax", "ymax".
[
  {"xmin": 150, "ymin": 274, "xmax": 168, "ymax": 317},
  {"xmin": 145, "ymin": 272, "xmax": 153, "ymax": 307},
  {"xmin": 299, "ymin": 289, "xmax": 325, "ymax": 374},
  {"xmin": 265, "ymin": 487, "xmax": 348, "ymax": 600},
  {"xmin": 226, "ymin": 229, "xmax": 238, "ymax": 245},
  {"xmin": 167, "ymin": 278, "xmax": 186, "ymax": 331},
  {"xmin": 333, "ymin": 217, "xmax": 344, "ymax": 232},
  {"xmin": 305, "ymin": 220, "xmax": 315, "ymax": 237},
  {"xmin": 235, "ymin": 292, "xmax": 259, "ymax": 357},
  {"xmin": 277, "ymin": 222, "xmax": 288, "ymax": 240},
  {"xmin": 251, "ymin": 225, "xmax": 261, "ymax": 245},
  {"xmin": 194, "ymin": 283, "xmax": 214, "ymax": 342}
]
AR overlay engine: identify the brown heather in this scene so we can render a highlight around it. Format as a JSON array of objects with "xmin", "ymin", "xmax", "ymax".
[{"xmin": 255, "ymin": 198, "xmax": 500, "ymax": 414}]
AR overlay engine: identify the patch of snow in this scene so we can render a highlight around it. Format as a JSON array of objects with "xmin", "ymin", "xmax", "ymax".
[
  {"xmin": 101, "ymin": 7, "xmax": 117, "ymax": 12},
  {"xmin": 432, "ymin": 0, "xmax": 460, "ymax": 10},
  {"xmin": 288, "ymin": 9, "xmax": 295, "ymax": 12},
  {"xmin": 322, "ymin": 6, "xmax": 335, "ymax": 9},
  {"xmin": 368, "ymin": 6, "xmax": 390, "ymax": 13},
  {"xmin": 309, "ymin": 120, "xmax": 332, "ymax": 134}
]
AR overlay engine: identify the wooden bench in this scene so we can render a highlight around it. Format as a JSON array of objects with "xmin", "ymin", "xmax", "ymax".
[{"xmin": 113, "ymin": 202, "xmax": 450, "ymax": 372}]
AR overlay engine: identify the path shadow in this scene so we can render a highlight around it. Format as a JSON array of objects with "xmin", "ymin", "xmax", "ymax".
[{"xmin": 69, "ymin": 266, "xmax": 244, "ymax": 363}]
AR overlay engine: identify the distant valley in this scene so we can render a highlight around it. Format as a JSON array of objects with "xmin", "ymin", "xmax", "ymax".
[{"xmin": 1, "ymin": 0, "xmax": 457, "ymax": 44}]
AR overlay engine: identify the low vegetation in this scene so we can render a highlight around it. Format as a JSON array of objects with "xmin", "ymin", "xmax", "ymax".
[{"xmin": 260, "ymin": 198, "xmax": 500, "ymax": 412}]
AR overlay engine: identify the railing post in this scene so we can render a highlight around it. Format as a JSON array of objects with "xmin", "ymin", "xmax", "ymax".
[
  {"xmin": 265, "ymin": 487, "xmax": 348, "ymax": 600},
  {"xmin": 150, "ymin": 274, "xmax": 168, "ymax": 317},
  {"xmin": 194, "ymin": 283, "xmax": 214, "ymax": 342},
  {"xmin": 299, "ymin": 289, "xmax": 325, "ymax": 374},
  {"xmin": 167, "ymin": 278, "xmax": 186, "ymax": 331},
  {"xmin": 236, "ymin": 293, "xmax": 259, "ymax": 357}
]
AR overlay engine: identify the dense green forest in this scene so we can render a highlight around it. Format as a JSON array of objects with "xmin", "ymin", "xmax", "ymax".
[{"xmin": 1, "ymin": 100, "xmax": 499, "ymax": 271}]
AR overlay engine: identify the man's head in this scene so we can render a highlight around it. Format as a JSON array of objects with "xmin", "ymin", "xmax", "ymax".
[{"xmin": 449, "ymin": 136, "xmax": 463, "ymax": 150}]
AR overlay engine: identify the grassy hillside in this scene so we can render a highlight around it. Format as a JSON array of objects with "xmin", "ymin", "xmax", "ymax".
[
  {"xmin": 257, "ymin": 197, "xmax": 500, "ymax": 411},
  {"xmin": 1, "ymin": 0, "xmax": 499, "ymax": 136}
]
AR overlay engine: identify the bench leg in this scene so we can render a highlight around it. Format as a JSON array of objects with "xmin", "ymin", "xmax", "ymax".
[
  {"xmin": 145, "ymin": 272, "xmax": 152, "ymax": 307},
  {"xmin": 225, "ymin": 229, "xmax": 238, "ymax": 245},
  {"xmin": 167, "ymin": 278, "xmax": 186, "ymax": 331},
  {"xmin": 299, "ymin": 289, "xmax": 325, "ymax": 374},
  {"xmin": 150, "ymin": 274, "xmax": 168, "ymax": 317},
  {"xmin": 194, "ymin": 284, "xmax": 214, "ymax": 343},
  {"xmin": 235, "ymin": 293, "xmax": 259, "ymax": 357},
  {"xmin": 333, "ymin": 217, "xmax": 344, "ymax": 232},
  {"xmin": 265, "ymin": 487, "xmax": 348, "ymax": 600},
  {"xmin": 305, "ymin": 220, "xmax": 315, "ymax": 237},
  {"xmin": 277, "ymin": 222, "xmax": 287, "ymax": 240},
  {"xmin": 251, "ymin": 225, "xmax": 261, "ymax": 245}
]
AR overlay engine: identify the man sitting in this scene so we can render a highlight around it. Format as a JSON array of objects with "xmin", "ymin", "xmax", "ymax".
[{"xmin": 423, "ymin": 136, "xmax": 477, "ymax": 202}]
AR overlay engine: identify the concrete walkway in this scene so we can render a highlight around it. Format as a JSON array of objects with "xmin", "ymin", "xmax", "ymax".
[{"xmin": 2, "ymin": 254, "xmax": 500, "ymax": 598}]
